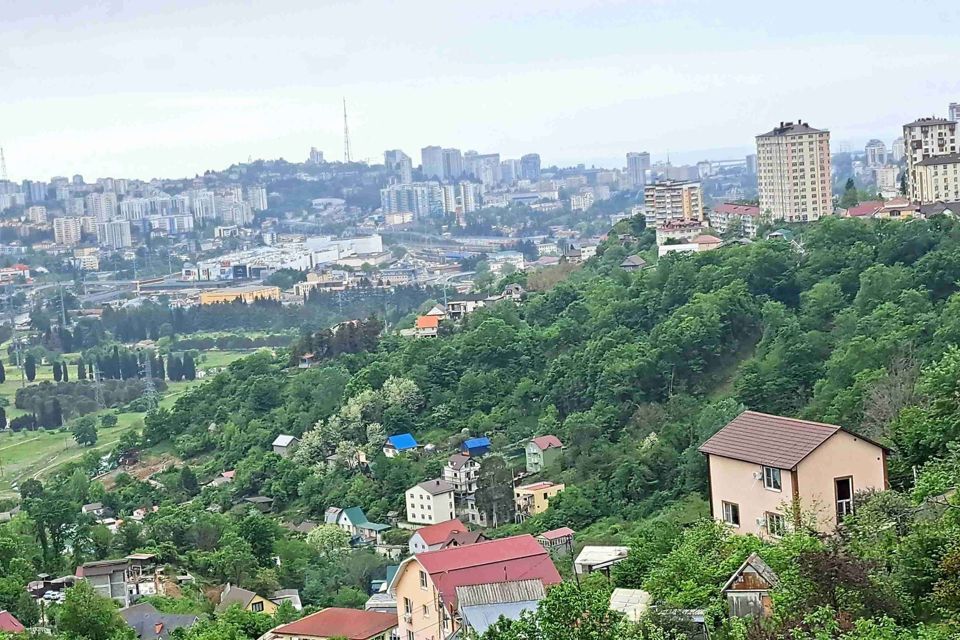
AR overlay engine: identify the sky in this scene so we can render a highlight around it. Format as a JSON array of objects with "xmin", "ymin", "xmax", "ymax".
[{"xmin": 2, "ymin": 0, "xmax": 959, "ymax": 181}]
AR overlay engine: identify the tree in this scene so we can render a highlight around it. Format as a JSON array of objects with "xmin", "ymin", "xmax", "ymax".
[
  {"xmin": 62, "ymin": 360, "xmax": 69, "ymax": 382},
  {"xmin": 52, "ymin": 361, "xmax": 62, "ymax": 382},
  {"xmin": 101, "ymin": 414, "xmax": 118, "ymax": 428},
  {"xmin": 156, "ymin": 355, "xmax": 165, "ymax": 381},
  {"xmin": 57, "ymin": 581, "xmax": 129, "ymax": 640},
  {"xmin": 72, "ymin": 416, "xmax": 99, "ymax": 447},
  {"xmin": 182, "ymin": 353, "xmax": 197, "ymax": 381},
  {"xmin": 474, "ymin": 455, "xmax": 515, "ymax": 527},
  {"xmin": 0, "ymin": 358, "xmax": 6, "ymax": 383},
  {"xmin": 23, "ymin": 354, "xmax": 36, "ymax": 382},
  {"xmin": 0, "ymin": 407, "xmax": 6, "ymax": 431},
  {"xmin": 180, "ymin": 466, "xmax": 199, "ymax": 496},
  {"xmin": 840, "ymin": 177, "xmax": 860, "ymax": 209},
  {"xmin": 306, "ymin": 525, "xmax": 350, "ymax": 557},
  {"xmin": 76, "ymin": 359, "xmax": 86, "ymax": 380}
]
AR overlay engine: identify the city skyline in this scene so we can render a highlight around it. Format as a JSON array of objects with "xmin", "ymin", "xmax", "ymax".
[{"xmin": 2, "ymin": 0, "xmax": 959, "ymax": 180}]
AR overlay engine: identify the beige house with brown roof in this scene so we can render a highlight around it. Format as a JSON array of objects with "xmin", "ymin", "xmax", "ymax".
[{"xmin": 699, "ymin": 411, "xmax": 888, "ymax": 537}]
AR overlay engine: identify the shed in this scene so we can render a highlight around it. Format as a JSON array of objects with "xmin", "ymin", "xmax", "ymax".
[
  {"xmin": 383, "ymin": 433, "xmax": 418, "ymax": 457},
  {"xmin": 721, "ymin": 553, "xmax": 779, "ymax": 618},
  {"xmin": 461, "ymin": 437, "xmax": 491, "ymax": 457},
  {"xmin": 272, "ymin": 435, "xmax": 300, "ymax": 458}
]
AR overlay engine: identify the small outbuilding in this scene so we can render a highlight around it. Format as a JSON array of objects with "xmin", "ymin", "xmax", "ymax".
[{"xmin": 721, "ymin": 553, "xmax": 779, "ymax": 618}]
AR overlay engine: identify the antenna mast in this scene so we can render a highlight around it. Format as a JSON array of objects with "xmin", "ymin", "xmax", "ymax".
[
  {"xmin": 0, "ymin": 148, "xmax": 7, "ymax": 181},
  {"xmin": 343, "ymin": 98, "xmax": 352, "ymax": 163}
]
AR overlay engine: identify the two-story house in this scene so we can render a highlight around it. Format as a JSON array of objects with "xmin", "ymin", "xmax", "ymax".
[
  {"xmin": 525, "ymin": 435, "xmax": 563, "ymax": 473},
  {"xmin": 334, "ymin": 507, "xmax": 392, "ymax": 545},
  {"xmin": 405, "ymin": 480, "xmax": 456, "ymax": 525},
  {"xmin": 408, "ymin": 518, "xmax": 467, "ymax": 555},
  {"xmin": 389, "ymin": 535, "xmax": 561, "ymax": 640},
  {"xmin": 699, "ymin": 410, "xmax": 888, "ymax": 537},
  {"xmin": 514, "ymin": 481, "xmax": 565, "ymax": 522}
]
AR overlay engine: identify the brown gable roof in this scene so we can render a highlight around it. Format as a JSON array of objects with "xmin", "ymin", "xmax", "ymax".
[{"xmin": 698, "ymin": 410, "xmax": 841, "ymax": 469}]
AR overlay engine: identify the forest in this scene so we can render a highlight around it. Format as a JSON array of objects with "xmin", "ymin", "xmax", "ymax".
[{"xmin": 5, "ymin": 216, "xmax": 960, "ymax": 638}]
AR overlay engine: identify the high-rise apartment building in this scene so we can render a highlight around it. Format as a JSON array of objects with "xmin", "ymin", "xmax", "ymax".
[
  {"xmin": 22, "ymin": 180, "xmax": 47, "ymax": 204},
  {"xmin": 950, "ymin": 103, "xmax": 960, "ymax": 123},
  {"xmin": 459, "ymin": 182, "xmax": 481, "ymax": 213},
  {"xmin": 891, "ymin": 137, "xmax": 906, "ymax": 163},
  {"xmin": 904, "ymin": 117, "xmax": 958, "ymax": 202},
  {"xmin": 913, "ymin": 154, "xmax": 960, "ymax": 203},
  {"xmin": 756, "ymin": 121, "xmax": 831, "ymax": 223},
  {"xmin": 26, "ymin": 206, "xmax": 47, "ymax": 223},
  {"xmin": 626, "ymin": 152, "xmax": 650, "ymax": 187},
  {"xmin": 380, "ymin": 182, "xmax": 444, "ymax": 219},
  {"xmin": 442, "ymin": 148, "xmax": 463, "ymax": 181},
  {"xmin": 53, "ymin": 217, "xmax": 82, "ymax": 246},
  {"xmin": 85, "ymin": 192, "xmax": 118, "ymax": 222},
  {"xmin": 421, "ymin": 146, "xmax": 445, "ymax": 181},
  {"xmin": 521, "ymin": 153, "xmax": 542, "ymax": 181},
  {"xmin": 246, "ymin": 186, "xmax": 268, "ymax": 211},
  {"xmin": 308, "ymin": 147, "xmax": 325, "ymax": 165},
  {"xmin": 745, "ymin": 154, "xmax": 758, "ymax": 175},
  {"xmin": 500, "ymin": 160, "xmax": 518, "ymax": 185},
  {"xmin": 385, "ymin": 150, "xmax": 413, "ymax": 184},
  {"xmin": 643, "ymin": 180, "xmax": 704, "ymax": 228},
  {"xmin": 96, "ymin": 220, "xmax": 132, "ymax": 249},
  {"xmin": 865, "ymin": 139, "xmax": 887, "ymax": 168}
]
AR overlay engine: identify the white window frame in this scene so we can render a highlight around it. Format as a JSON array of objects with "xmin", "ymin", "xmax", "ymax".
[
  {"xmin": 765, "ymin": 511, "xmax": 786, "ymax": 537},
  {"xmin": 722, "ymin": 501, "xmax": 740, "ymax": 527},
  {"xmin": 762, "ymin": 466, "xmax": 782, "ymax": 492}
]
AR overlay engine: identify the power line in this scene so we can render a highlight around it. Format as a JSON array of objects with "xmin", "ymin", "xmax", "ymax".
[{"xmin": 343, "ymin": 97, "xmax": 352, "ymax": 164}]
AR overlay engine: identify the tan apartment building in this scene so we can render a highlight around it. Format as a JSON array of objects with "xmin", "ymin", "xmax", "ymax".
[
  {"xmin": 53, "ymin": 216, "xmax": 82, "ymax": 246},
  {"xmin": 699, "ymin": 411, "xmax": 887, "ymax": 538},
  {"xmin": 643, "ymin": 180, "xmax": 703, "ymax": 228},
  {"xmin": 913, "ymin": 153, "xmax": 960, "ymax": 204},
  {"xmin": 198, "ymin": 285, "xmax": 281, "ymax": 305},
  {"xmin": 904, "ymin": 117, "xmax": 957, "ymax": 202},
  {"xmin": 756, "ymin": 121, "xmax": 831, "ymax": 223}
]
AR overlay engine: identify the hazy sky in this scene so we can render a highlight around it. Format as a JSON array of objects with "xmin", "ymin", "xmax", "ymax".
[{"xmin": 2, "ymin": 0, "xmax": 959, "ymax": 181}]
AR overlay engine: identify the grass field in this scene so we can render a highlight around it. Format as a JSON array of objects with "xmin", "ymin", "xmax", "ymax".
[{"xmin": 0, "ymin": 349, "xmax": 253, "ymax": 497}]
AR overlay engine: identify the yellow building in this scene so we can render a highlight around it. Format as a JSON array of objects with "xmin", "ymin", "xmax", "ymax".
[
  {"xmin": 198, "ymin": 285, "xmax": 281, "ymax": 305},
  {"xmin": 514, "ymin": 481, "xmax": 565, "ymax": 522},
  {"xmin": 216, "ymin": 584, "xmax": 279, "ymax": 614}
]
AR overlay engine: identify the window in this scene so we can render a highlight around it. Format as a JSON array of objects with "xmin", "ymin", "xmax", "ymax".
[
  {"xmin": 766, "ymin": 512, "xmax": 786, "ymax": 537},
  {"xmin": 407, "ymin": 632, "xmax": 415, "ymax": 640},
  {"xmin": 404, "ymin": 597, "xmax": 413, "ymax": 615},
  {"xmin": 423, "ymin": 604, "xmax": 429, "ymax": 617},
  {"xmin": 251, "ymin": 601, "xmax": 264, "ymax": 613},
  {"xmin": 762, "ymin": 466, "xmax": 782, "ymax": 491},
  {"xmin": 835, "ymin": 477, "xmax": 854, "ymax": 521},
  {"xmin": 722, "ymin": 501, "xmax": 740, "ymax": 527},
  {"xmin": 419, "ymin": 570, "xmax": 428, "ymax": 589}
]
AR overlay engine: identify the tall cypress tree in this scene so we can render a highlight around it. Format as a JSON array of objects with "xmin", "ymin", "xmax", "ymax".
[
  {"xmin": 0, "ymin": 358, "xmax": 6, "ymax": 384},
  {"xmin": 52, "ymin": 362, "xmax": 62, "ymax": 383}
]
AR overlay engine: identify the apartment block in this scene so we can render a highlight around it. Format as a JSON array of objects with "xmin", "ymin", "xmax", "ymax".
[
  {"xmin": 756, "ymin": 121, "xmax": 831, "ymax": 223},
  {"xmin": 643, "ymin": 180, "xmax": 703, "ymax": 228},
  {"xmin": 904, "ymin": 117, "xmax": 958, "ymax": 202},
  {"xmin": 914, "ymin": 153, "xmax": 960, "ymax": 203},
  {"xmin": 53, "ymin": 217, "xmax": 82, "ymax": 246}
]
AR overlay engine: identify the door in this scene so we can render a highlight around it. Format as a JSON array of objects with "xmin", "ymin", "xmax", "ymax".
[{"xmin": 835, "ymin": 477, "xmax": 854, "ymax": 521}]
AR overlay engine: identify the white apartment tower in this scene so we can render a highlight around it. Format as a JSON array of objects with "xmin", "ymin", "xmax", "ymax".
[
  {"xmin": 756, "ymin": 121, "xmax": 832, "ymax": 223},
  {"xmin": 53, "ymin": 217, "xmax": 82, "ymax": 246},
  {"xmin": 85, "ymin": 192, "xmax": 118, "ymax": 222},
  {"xmin": 626, "ymin": 152, "xmax": 651, "ymax": 187},
  {"xmin": 421, "ymin": 146, "xmax": 445, "ymax": 181},
  {"xmin": 643, "ymin": 180, "xmax": 703, "ymax": 228},
  {"xmin": 864, "ymin": 139, "xmax": 887, "ymax": 168},
  {"xmin": 246, "ymin": 186, "xmax": 268, "ymax": 211},
  {"xmin": 96, "ymin": 220, "xmax": 132, "ymax": 249},
  {"xmin": 903, "ymin": 117, "xmax": 958, "ymax": 203}
]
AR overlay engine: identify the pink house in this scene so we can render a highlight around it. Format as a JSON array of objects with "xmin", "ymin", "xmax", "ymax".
[{"xmin": 699, "ymin": 411, "xmax": 888, "ymax": 537}]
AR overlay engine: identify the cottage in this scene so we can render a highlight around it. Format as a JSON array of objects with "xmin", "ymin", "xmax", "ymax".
[
  {"xmin": 461, "ymin": 437, "xmax": 491, "ymax": 457},
  {"xmin": 574, "ymin": 546, "xmax": 629, "ymax": 576},
  {"xmin": 440, "ymin": 530, "xmax": 486, "ymax": 549},
  {"xmin": 335, "ymin": 507, "xmax": 391, "ymax": 545},
  {"xmin": 388, "ymin": 535, "xmax": 561, "ymax": 640},
  {"xmin": 414, "ymin": 315, "xmax": 440, "ymax": 338},
  {"xmin": 272, "ymin": 434, "xmax": 300, "ymax": 458},
  {"xmin": 514, "ymin": 481, "xmax": 564, "ymax": 522},
  {"xmin": 442, "ymin": 453, "xmax": 480, "ymax": 494},
  {"xmin": 619, "ymin": 255, "xmax": 648, "ymax": 271},
  {"xmin": 446, "ymin": 294, "xmax": 488, "ymax": 320},
  {"xmin": 405, "ymin": 479, "xmax": 456, "ymax": 525},
  {"xmin": 698, "ymin": 410, "xmax": 888, "ymax": 537},
  {"xmin": 722, "ymin": 553, "xmax": 779, "ymax": 618},
  {"xmin": 244, "ymin": 496, "xmax": 274, "ymax": 512},
  {"xmin": 216, "ymin": 583, "xmax": 278, "ymax": 614},
  {"xmin": 265, "ymin": 607, "xmax": 397, "ymax": 640},
  {"xmin": 0, "ymin": 612, "xmax": 24, "ymax": 635},
  {"xmin": 77, "ymin": 559, "xmax": 131, "ymax": 606},
  {"xmin": 525, "ymin": 435, "xmax": 562, "ymax": 473},
  {"xmin": 536, "ymin": 527, "xmax": 575, "ymax": 556},
  {"xmin": 119, "ymin": 603, "xmax": 198, "ymax": 640},
  {"xmin": 298, "ymin": 353, "xmax": 319, "ymax": 369},
  {"xmin": 205, "ymin": 470, "xmax": 235, "ymax": 488},
  {"xmin": 382, "ymin": 433, "xmax": 418, "ymax": 458},
  {"xmin": 408, "ymin": 518, "xmax": 468, "ymax": 555}
]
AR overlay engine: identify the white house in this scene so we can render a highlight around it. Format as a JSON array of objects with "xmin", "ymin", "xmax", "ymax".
[
  {"xmin": 405, "ymin": 479, "xmax": 456, "ymax": 525},
  {"xmin": 272, "ymin": 435, "xmax": 300, "ymax": 458}
]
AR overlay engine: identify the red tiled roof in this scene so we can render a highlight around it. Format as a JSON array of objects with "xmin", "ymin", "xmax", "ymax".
[
  {"xmin": 273, "ymin": 608, "xmax": 396, "ymax": 639},
  {"xmin": 222, "ymin": 470, "xmax": 235, "ymax": 479},
  {"xmin": 416, "ymin": 534, "xmax": 561, "ymax": 608},
  {"xmin": 416, "ymin": 315, "xmax": 440, "ymax": 329},
  {"xmin": 714, "ymin": 203, "xmax": 761, "ymax": 217},
  {"xmin": 0, "ymin": 611, "xmax": 24, "ymax": 633},
  {"xmin": 844, "ymin": 201, "xmax": 883, "ymax": 218},
  {"xmin": 415, "ymin": 519, "xmax": 468, "ymax": 546},
  {"xmin": 517, "ymin": 481, "xmax": 558, "ymax": 492},
  {"xmin": 538, "ymin": 527, "xmax": 575, "ymax": 540},
  {"xmin": 530, "ymin": 435, "xmax": 562, "ymax": 450},
  {"xmin": 694, "ymin": 234, "xmax": 722, "ymax": 244},
  {"xmin": 698, "ymin": 410, "xmax": 842, "ymax": 469}
]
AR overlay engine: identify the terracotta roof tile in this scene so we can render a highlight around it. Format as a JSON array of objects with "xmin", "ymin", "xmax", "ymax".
[
  {"xmin": 273, "ymin": 607, "xmax": 396, "ymax": 639},
  {"xmin": 698, "ymin": 410, "xmax": 841, "ymax": 469},
  {"xmin": 530, "ymin": 435, "xmax": 562, "ymax": 450},
  {"xmin": 414, "ymin": 519, "xmax": 468, "ymax": 546}
]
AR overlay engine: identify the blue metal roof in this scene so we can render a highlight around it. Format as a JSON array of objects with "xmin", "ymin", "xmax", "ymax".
[
  {"xmin": 387, "ymin": 433, "xmax": 418, "ymax": 450},
  {"xmin": 463, "ymin": 437, "xmax": 491, "ymax": 449}
]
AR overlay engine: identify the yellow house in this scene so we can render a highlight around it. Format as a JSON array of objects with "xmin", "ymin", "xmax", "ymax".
[
  {"xmin": 199, "ymin": 285, "xmax": 281, "ymax": 305},
  {"xmin": 216, "ymin": 584, "xmax": 279, "ymax": 614},
  {"xmin": 514, "ymin": 482, "xmax": 564, "ymax": 522}
]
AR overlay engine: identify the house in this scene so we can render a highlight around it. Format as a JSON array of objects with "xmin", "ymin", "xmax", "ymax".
[
  {"xmin": 442, "ymin": 454, "xmax": 480, "ymax": 494},
  {"xmin": 840, "ymin": 200, "xmax": 883, "ymax": 218},
  {"xmin": 919, "ymin": 200, "xmax": 960, "ymax": 218},
  {"xmin": 283, "ymin": 520, "xmax": 319, "ymax": 536},
  {"xmin": 244, "ymin": 496, "xmax": 274, "ymax": 512},
  {"xmin": 388, "ymin": 534, "xmax": 561, "ymax": 640},
  {"xmin": 272, "ymin": 435, "xmax": 300, "ymax": 458},
  {"xmin": 405, "ymin": 479, "xmax": 456, "ymax": 525},
  {"xmin": 514, "ymin": 482, "xmax": 565, "ymax": 522},
  {"xmin": 76, "ymin": 559, "xmax": 130, "ymax": 606},
  {"xmin": 445, "ymin": 294, "xmax": 488, "ymax": 320},
  {"xmin": 336, "ymin": 507, "xmax": 391, "ymax": 545},
  {"xmin": 698, "ymin": 410, "xmax": 888, "ymax": 537},
  {"xmin": 440, "ymin": 530, "xmax": 486, "ymax": 549},
  {"xmin": 298, "ymin": 353, "xmax": 319, "ymax": 369},
  {"xmin": 875, "ymin": 198, "xmax": 920, "ymax": 219},
  {"xmin": 574, "ymin": 546, "xmax": 629, "ymax": 576},
  {"xmin": 609, "ymin": 588, "xmax": 652, "ymax": 622},
  {"xmin": 456, "ymin": 580, "xmax": 546, "ymax": 637},
  {"xmin": 383, "ymin": 433, "xmax": 418, "ymax": 458},
  {"xmin": 502, "ymin": 283, "xmax": 525, "ymax": 301},
  {"xmin": 525, "ymin": 435, "xmax": 563, "ymax": 473},
  {"xmin": 81, "ymin": 502, "xmax": 115, "ymax": 520},
  {"xmin": 0, "ymin": 611, "xmax": 24, "ymax": 634},
  {"xmin": 536, "ymin": 527, "xmax": 575, "ymax": 556},
  {"xmin": 408, "ymin": 518, "xmax": 468, "ymax": 555},
  {"xmin": 722, "ymin": 553, "xmax": 779, "ymax": 618},
  {"xmin": 657, "ymin": 233, "xmax": 722, "ymax": 257},
  {"xmin": 708, "ymin": 202, "xmax": 761, "ymax": 238},
  {"xmin": 324, "ymin": 506, "xmax": 343, "ymax": 524},
  {"xmin": 619, "ymin": 255, "xmax": 648, "ymax": 271},
  {"xmin": 119, "ymin": 603, "xmax": 198, "ymax": 640},
  {"xmin": 271, "ymin": 589, "xmax": 303, "ymax": 611},
  {"xmin": 424, "ymin": 305, "xmax": 446, "ymax": 318},
  {"xmin": 266, "ymin": 607, "xmax": 397, "ymax": 640},
  {"xmin": 461, "ymin": 437, "xmax": 491, "ymax": 457},
  {"xmin": 414, "ymin": 315, "xmax": 440, "ymax": 338},
  {"xmin": 216, "ymin": 583, "xmax": 278, "ymax": 614}
]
